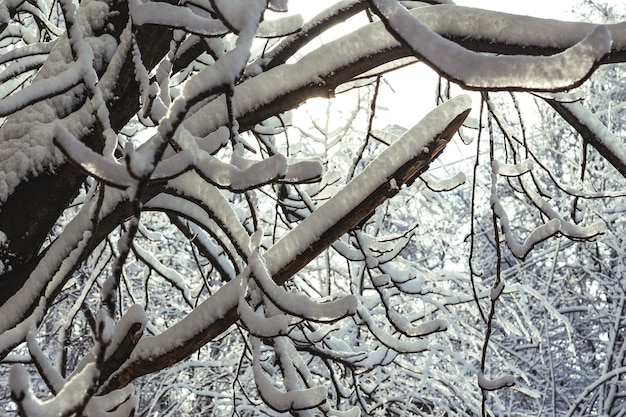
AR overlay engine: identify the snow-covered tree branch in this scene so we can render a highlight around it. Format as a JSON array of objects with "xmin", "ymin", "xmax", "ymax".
[{"xmin": 1, "ymin": 0, "xmax": 625, "ymax": 415}]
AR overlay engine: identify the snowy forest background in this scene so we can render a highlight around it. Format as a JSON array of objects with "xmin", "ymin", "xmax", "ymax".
[{"xmin": 0, "ymin": 0, "xmax": 625, "ymax": 415}]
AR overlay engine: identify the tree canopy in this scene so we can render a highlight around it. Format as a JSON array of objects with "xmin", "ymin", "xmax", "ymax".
[{"xmin": 0, "ymin": 0, "xmax": 625, "ymax": 416}]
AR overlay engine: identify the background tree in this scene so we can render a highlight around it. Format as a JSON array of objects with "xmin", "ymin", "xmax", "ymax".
[{"xmin": 0, "ymin": 0, "xmax": 625, "ymax": 416}]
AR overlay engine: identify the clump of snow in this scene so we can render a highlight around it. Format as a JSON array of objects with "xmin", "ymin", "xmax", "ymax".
[
  {"xmin": 478, "ymin": 372, "xmax": 515, "ymax": 391},
  {"xmin": 129, "ymin": 0, "xmax": 228, "ymax": 36},
  {"xmin": 257, "ymin": 14, "xmax": 304, "ymax": 38}
]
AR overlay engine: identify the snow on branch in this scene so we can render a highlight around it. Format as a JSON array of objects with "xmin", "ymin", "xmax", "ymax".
[
  {"xmin": 248, "ymin": 251, "xmax": 358, "ymax": 322},
  {"xmin": 477, "ymin": 372, "xmax": 515, "ymax": 391},
  {"xmin": 357, "ymin": 304, "xmax": 431, "ymax": 353},
  {"xmin": 0, "ymin": 65, "xmax": 83, "ymax": 116},
  {"xmin": 368, "ymin": 0, "xmax": 612, "ymax": 91},
  {"xmin": 489, "ymin": 154, "xmax": 605, "ymax": 257},
  {"xmin": 132, "ymin": 244, "xmax": 194, "ymax": 306},
  {"xmin": 163, "ymin": 172, "xmax": 255, "ymax": 257},
  {"xmin": 491, "ymin": 191, "xmax": 562, "ymax": 259},
  {"xmin": 256, "ymin": 14, "xmax": 303, "ymax": 38},
  {"xmin": 10, "ymin": 361, "xmax": 100, "ymax": 417},
  {"xmin": 53, "ymin": 126, "xmax": 134, "ymax": 189},
  {"xmin": 546, "ymin": 99, "xmax": 626, "ymax": 178},
  {"xmin": 238, "ymin": 287, "xmax": 289, "ymax": 338},
  {"xmin": 421, "ymin": 171, "xmax": 466, "ymax": 191},
  {"xmin": 195, "ymin": 151, "xmax": 288, "ymax": 191},
  {"xmin": 128, "ymin": 0, "xmax": 229, "ymax": 37},
  {"xmin": 251, "ymin": 337, "xmax": 327, "ymax": 413},
  {"xmin": 492, "ymin": 159, "xmax": 534, "ymax": 177},
  {"xmin": 519, "ymin": 177, "xmax": 606, "ymax": 241}
]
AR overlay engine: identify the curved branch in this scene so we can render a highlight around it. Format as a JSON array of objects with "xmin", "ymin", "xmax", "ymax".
[{"xmin": 373, "ymin": 0, "xmax": 611, "ymax": 91}]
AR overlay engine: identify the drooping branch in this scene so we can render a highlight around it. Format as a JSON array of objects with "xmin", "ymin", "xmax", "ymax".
[{"xmin": 368, "ymin": 0, "xmax": 611, "ymax": 91}]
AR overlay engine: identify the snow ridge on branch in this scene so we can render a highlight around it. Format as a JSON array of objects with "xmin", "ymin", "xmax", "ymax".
[{"xmin": 368, "ymin": 0, "xmax": 612, "ymax": 91}]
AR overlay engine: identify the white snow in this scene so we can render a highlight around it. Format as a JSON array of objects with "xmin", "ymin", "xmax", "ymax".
[
  {"xmin": 0, "ymin": 63, "xmax": 83, "ymax": 117},
  {"xmin": 257, "ymin": 14, "xmax": 304, "ymax": 38},
  {"xmin": 477, "ymin": 372, "xmax": 515, "ymax": 391},
  {"xmin": 238, "ymin": 273, "xmax": 289, "ymax": 337},
  {"xmin": 26, "ymin": 327, "xmax": 66, "ymax": 394},
  {"xmin": 491, "ymin": 193, "xmax": 562, "ymax": 258},
  {"xmin": 251, "ymin": 337, "xmax": 327, "ymax": 412},
  {"xmin": 164, "ymin": 172, "xmax": 254, "ymax": 257},
  {"xmin": 10, "ymin": 361, "xmax": 100, "ymax": 417},
  {"xmin": 492, "ymin": 159, "xmax": 534, "ymax": 177},
  {"xmin": 519, "ymin": 177, "xmax": 607, "ymax": 240},
  {"xmin": 560, "ymin": 101, "xmax": 626, "ymax": 173},
  {"xmin": 108, "ymin": 96, "xmax": 470, "ymax": 388},
  {"xmin": 128, "ymin": 0, "xmax": 228, "ymax": 36},
  {"xmin": 133, "ymin": 245, "xmax": 193, "ymax": 305},
  {"xmin": 263, "ymin": 95, "xmax": 471, "ymax": 275},
  {"xmin": 195, "ymin": 151, "xmax": 288, "ymax": 191}
]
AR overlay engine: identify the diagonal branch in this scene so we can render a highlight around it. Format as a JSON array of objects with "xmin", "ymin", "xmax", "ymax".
[
  {"xmin": 545, "ymin": 99, "xmax": 626, "ymax": 178},
  {"xmin": 100, "ymin": 95, "xmax": 471, "ymax": 394}
]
